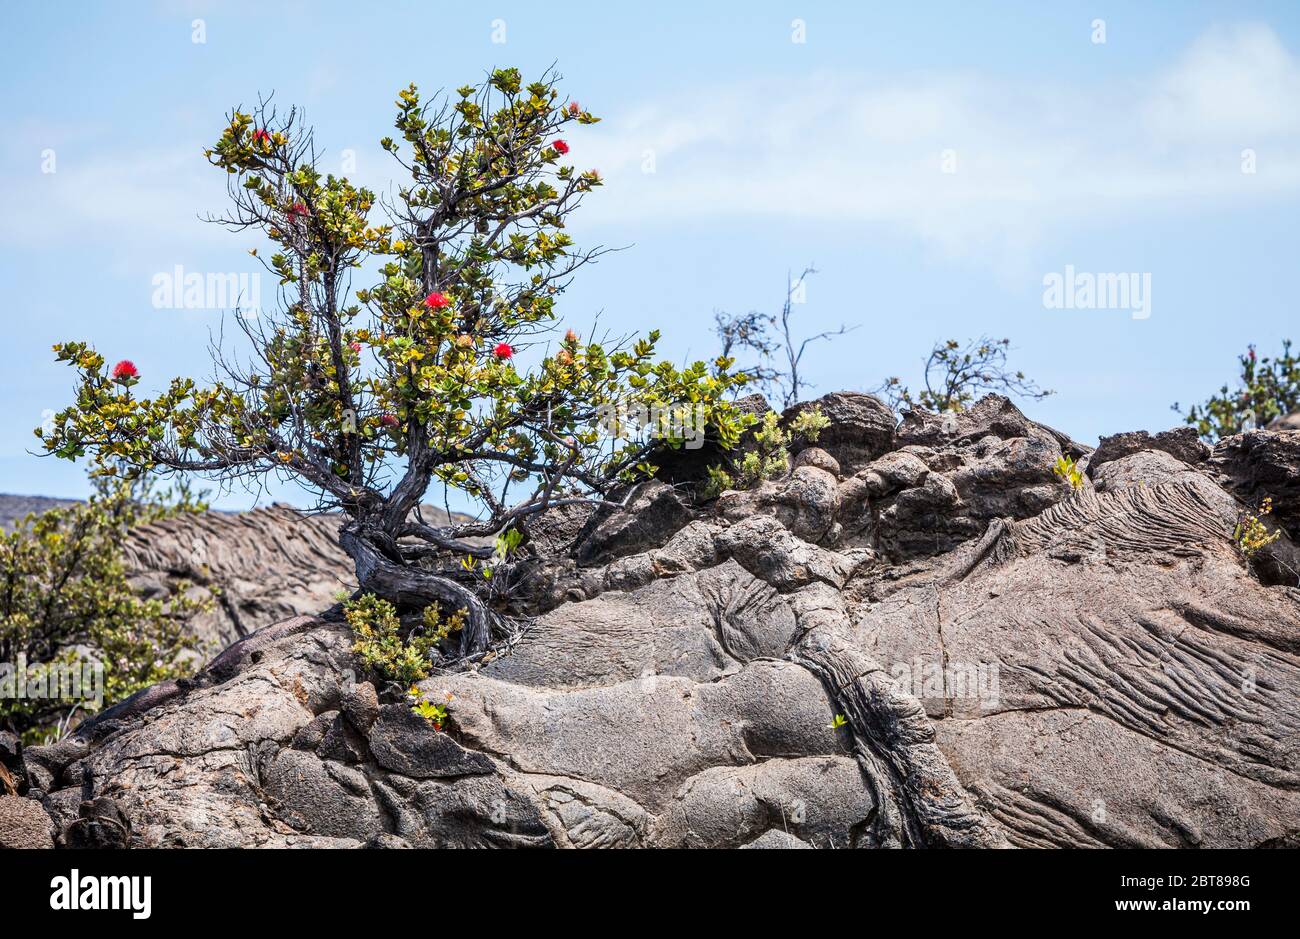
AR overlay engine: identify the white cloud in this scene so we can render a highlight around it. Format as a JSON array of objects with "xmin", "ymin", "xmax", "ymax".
[
  {"xmin": 574, "ymin": 23, "xmax": 1300, "ymax": 270},
  {"xmin": 6, "ymin": 23, "xmax": 1298, "ymax": 277},
  {"xmin": 1145, "ymin": 23, "xmax": 1300, "ymax": 142},
  {"xmin": 0, "ymin": 141, "xmax": 227, "ymax": 249}
]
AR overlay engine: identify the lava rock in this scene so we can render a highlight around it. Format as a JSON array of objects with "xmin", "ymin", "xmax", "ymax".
[
  {"xmin": 785, "ymin": 392, "xmax": 896, "ymax": 472},
  {"xmin": 0, "ymin": 795, "xmax": 54, "ymax": 849},
  {"xmin": 1089, "ymin": 426, "xmax": 1209, "ymax": 473},
  {"xmin": 367, "ymin": 705, "xmax": 495, "ymax": 779}
]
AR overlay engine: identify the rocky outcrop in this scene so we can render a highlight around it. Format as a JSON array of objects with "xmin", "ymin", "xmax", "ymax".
[
  {"xmin": 8, "ymin": 394, "xmax": 1300, "ymax": 849},
  {"xmin": 0, "ymin": 494, "xmax": 79, "ymax": 530},
  {"xmin": 1211, "ymin": 429, "xmax": 1300, "ymax": 538},
  {"xmin": 0, "ymin": 795, "xmax": 55, "ymax": 849},
  {"xmin": 121, "ymin": 506, "xmax": 354, "ymax": 650},
  {"xmin": 1089, "ymin": 426, "xmax": 1209, "ymax": 471},
  {"xmin": 785, "ymin": 392, "xmax": 896, "ymax": 472},
  {"xmin": 121, "ymin": 503, "xmax": 478, "ymax": 650},
  {"xmin": 833, "ymin": 395, "xmax": 1089, "ymax": 561}
]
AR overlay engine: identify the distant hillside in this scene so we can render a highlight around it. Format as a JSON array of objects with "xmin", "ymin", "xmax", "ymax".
[
  {"xmin": 0, "ymin": 493, "xmax": 80, "ymax": 529},
  {"xmin": 0, "ymin": 492, "xmax": 478, "ymax": 532}
]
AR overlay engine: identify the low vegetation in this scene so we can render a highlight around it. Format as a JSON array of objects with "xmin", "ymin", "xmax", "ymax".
[
  {"xmin": 1052, "ymin": 454, "xmax": 1085, "ymax": 491},
  {"xmin": 702, "ymin": 407, "xmax": 829, "ymax": 499},
  {"xmin": 1234, "ymin": 497, "xmax": 1281, "ymax": 559},
  {"xmin": 1175, "ymin": 340, "xmax": 1300, "ymax": 441},
  {"xmin": 408, "ymin": 687, "xmax": 453, "ymax": 731},
  {"xmin": 0, "ymin": 473, "xmax": 209, "ymax": 743},
  {"xmin": 344, "ymin": 593, "xmax": 468, "ymax": 686}
]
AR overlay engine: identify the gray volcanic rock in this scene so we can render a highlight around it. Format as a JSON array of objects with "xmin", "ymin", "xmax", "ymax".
[
  {"xmin": 1211, "ymin": 428, "xmax": 1300, "ymax": 537},
  {"xmin": 0, "ymin": 496, "xmax": 478, "ymax": 653},
  {"xmin": 15, "ymin": 393, "xmax": 1300, "ymax": 849},
  {"xmin": 367, "ymin": 705, "xmax": 495, "ymax": 779},
  {"xmin": 897, "ymin": 393, "xmax": 1089, "ymax": 459},
  {"xmin": 784, "ymin": 392, "xmax": 896, "ymax": 473},
  {"xmin": 1089, "ymin": 426, "xmax": 1209, "ymax": 472},
  {"xmin": 0, "ymin": 494, "xmax": 80, "ymax": 530},
  {"xmin": 1090, "ymin": 449, "xmax": 1204, "ymax": 493},
  {"xmin": 836, "ymin": 396, "xmax": 1083, "ymax": 560},
  {"xmin": 0, "ymin": 794, "xmax": 55, "ymax": 849},
  {"xmin": 575, "ymin": 480, "xmax": 693, "ymax": 565},
  {"xmin": 121, "ymin": 505, "xmax": 355, "ymax": 650}
]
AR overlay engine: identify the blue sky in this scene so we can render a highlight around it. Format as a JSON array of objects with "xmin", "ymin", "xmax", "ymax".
[{"xmin": 2, "ymin": 1, "xmax": 1298, "ymax": 509}]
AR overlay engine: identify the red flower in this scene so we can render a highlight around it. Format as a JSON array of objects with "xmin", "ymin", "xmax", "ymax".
[
  {"xmin": 252, "ymin": 129, "xmax": 271, "ymax": 145},
  {"xmin": 567, "ymin": 102, "xmax": 580, "ymax": 116},
  {"xmin": 493, "ymin": 342, "xmax": 514, "ymax": 360},
  {"xmin": 564, "ymin": 328, "xmax": 579, "ymax": 343},
  {"xmin": 379, "ymin": 413, "xmax": 400, "ymax": 428},
  {"xmin": 348, "ymin": 341, "xmax": 362, "ymax": 353},
  {"xmin": 111, "ymin": 360, "xmax": 138, "ymax": 381},
  {"xmin": 552, "ymin": 139, "xmax": 570, "ymax": 155},
  {"xmin": 288, "ymin": 201, "xmax": 309, "ymax": 218},
  {"xmin": 423, "ymin": 291, "xmax": 451, "ymax": 309}
]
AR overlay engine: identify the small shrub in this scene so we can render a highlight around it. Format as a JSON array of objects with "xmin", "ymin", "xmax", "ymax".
[
  {"xmin": 408, "ymin": 686, "xmax": 454, "ymax": 731},
  {"xmin": 702, "ymin": 407, "xmax": 828, "ymax": 499},
  {"xmin": 461, "ymin": 528, "xmax": 523, "ymax": 583},
  {"xmin": 1235, "ymin": 497, "xmax": 1281, "ymax": 558},
  {"xmin": 421, "ymin": 601, "xmax": 466, "ymax": 644},
  {"xmin": 345, "ymin": 593, "xmax": 464, "ymax": 685},
  {"xmin": 875, "ymin": 337, "xmax": 1052, "ymax": 414},
  {"xmin": 1052, "ymin": 454, "xmax": 1085, "ymax": 491},
  {"xmin": 787, "ymin": 406, "xmax": 831, "ymax": 441}
]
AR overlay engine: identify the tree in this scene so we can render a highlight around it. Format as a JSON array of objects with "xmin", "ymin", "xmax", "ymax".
[
  {"xmin": 0, "ymin": 473, "xmax": 209, "ymax": 743},
  {"xmin": 1174, "ymin": 341, "xmax": 1300, "ymax": 442},
  {"xmin": 712, "ymin": 308, "xmax": 781, "ymax": 395},
  {"xmin": 712, "ymin": 266, "xmax": 853, "ymax": 408},
  {"xmin": 40, "ymin": 69, "xmax": 750, "ymax": 660},
  {"xmin": 875, "ymin": 337, "xmax": 1052, "ymax": 414}
]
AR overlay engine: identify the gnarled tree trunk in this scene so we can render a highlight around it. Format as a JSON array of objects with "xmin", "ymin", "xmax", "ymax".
[{"xmin": 339, "ymin": 527, "xmax": 492, "ymax": 657}]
